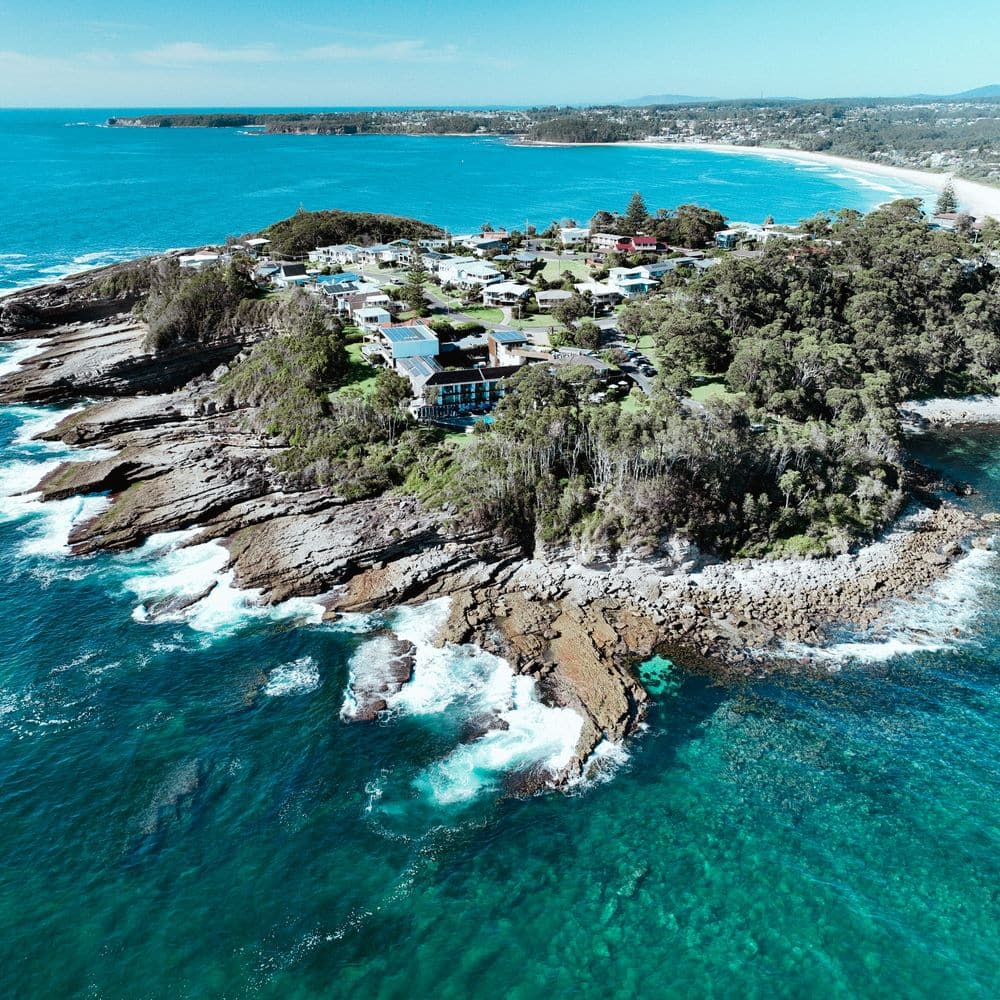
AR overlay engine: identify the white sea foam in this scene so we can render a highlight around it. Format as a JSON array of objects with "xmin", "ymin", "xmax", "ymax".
[
  {"xmin": 263, "ymin": 657, "xmax": 321, "ymax": 697},
  {"xmin": 0, "ymin": 457, "xmax": 109, "ymax": 555},
  {"xmin": 353, "ymin": 598, "xmax": 585, "ymax": 806},
  {"xmin": 0, "ymin": 340, "xmax": 48, "ymax": 378},
  {"xmin": 413, "ymin": 673, "xmax": 584, "ymax": 805},
  {"xmin": 782, "ymin": 544, "xmax": 998, "ymax": 665},
  {"xmin": 124, "ymin": 537, "xmax": 324, "ymax": 635}
]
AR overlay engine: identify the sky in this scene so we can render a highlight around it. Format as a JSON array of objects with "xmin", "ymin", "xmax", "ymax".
[{"xmin": 2, "ymin": 0, "xmax": 999, "ymax": 108}]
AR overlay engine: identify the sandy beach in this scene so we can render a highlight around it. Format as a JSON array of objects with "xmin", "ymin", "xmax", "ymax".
[{"xmin": 626, "ymin": 141, "xmax": 1000, "ymax": 220}]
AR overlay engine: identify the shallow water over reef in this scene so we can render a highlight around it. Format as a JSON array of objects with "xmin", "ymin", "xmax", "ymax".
[{"xmin": 1, "ymin": 339, "xmax": 1000, "ymax": 995}]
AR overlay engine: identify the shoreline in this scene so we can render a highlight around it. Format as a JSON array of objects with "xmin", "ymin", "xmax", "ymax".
[
  {"xmin": 3, "ymin": 254, "xmax": 999, "ymax": 789},
  {"xmin": 519, "ymin": 137, "xmax": 1000, "ymax": 219}
]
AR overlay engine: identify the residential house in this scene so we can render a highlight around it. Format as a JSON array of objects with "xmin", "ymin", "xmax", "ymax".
[
  {"xmin": 376, "ymin": 323, "xmax": 440, "ymax": 365},
  {"xmin": 179, "ymin": 251, "xmax": 224, "ymax": 271},
  {"xmin": 466, "ymin": 235, "xmax": 509, "ymax": 256},
  {"xmin": 354, "ymin": 306, "xmax": 393, "ymax": 331},
  {"xmin": 487, "ymin": 330, "xmax": 530, "ymax": 366},
  {"xmin": 310, "ymin": 243, "xmax": 363, "ymax": 265},
  {"xmin": 441, "ymin": 261, "xmax": 503, "ymax": 290},
  {"xmin": 436, "ymin": 256, "xmax": 480, "ymax": 284},
  {"xmin": 574, "ymin": 281, "xmax": 621, "ymax": 309},
  {"xmin": 275, "ymin": 263, "xmax": 309, "ymax": 287},
  {"xmin": 559, "ymin": 227, "xmax": 591, "ymax": 246},
  {"xmin": 607, "ymin": 266, "xmax": 658, "ymax": 298},
  {"xmin": 357, "ymin": 244, "xmax": 411, "ymax": 267},
  {"xmin": 535, "ymin": 289, "xmax": 573, "ymax": 311},
  {"xmin": 591, "ymin": 232, "xmax": 625, "ymax": 253},
  {"xmin": 482, "ymin": 282, "xmax": 532, "ymax": 308}
]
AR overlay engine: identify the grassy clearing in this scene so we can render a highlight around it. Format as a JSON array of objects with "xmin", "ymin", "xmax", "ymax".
[
  {"xmin": 688, "ymin": 381, "xmax": 737, "ymax": 404},
  {"xmin": 462, "ymin": 306, "xmax": 504, "ymax": 324},
  {"xmin": 618, "ymin": 389, "xmax": 647, "ymax": 414},
  {"xmin": 332, "ymin": 341, "xmax": 379, "ymax": 396},
  {"xmin": 541, "ymin": 259, "xmax": 591, "ymax": 282},
  {"xmin": 511, "ymin": 314, "xmax": 558, "ymax": 329}
]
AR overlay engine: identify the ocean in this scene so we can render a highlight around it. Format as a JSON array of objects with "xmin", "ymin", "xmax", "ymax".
[
  {"xmin": 2, "ymin": 112, "xmax": 999, "ymax": 998},
  {"xmin": 0, "ymin": 108, "xmax": 934, "ymax": 293}
]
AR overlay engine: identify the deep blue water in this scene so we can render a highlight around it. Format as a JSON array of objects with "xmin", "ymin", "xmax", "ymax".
[
  {"xmin": 0, "ymin": 108, "xmax": 933, "ymax": 292},
  {"xmin": 1, "ymin": 114, "xmax": 998, "ymax": 998}
]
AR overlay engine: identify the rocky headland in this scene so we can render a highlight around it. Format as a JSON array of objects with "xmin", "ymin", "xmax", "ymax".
[{"xmin": 2, "ymin": 263, "xmax": 995, "ymax": 789}]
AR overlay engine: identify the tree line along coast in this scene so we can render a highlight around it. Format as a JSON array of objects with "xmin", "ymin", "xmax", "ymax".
[
  {"xmin": 108, "ymin": 95, "xmax": 1000, "ymax": 185},
  {"xmin": 2, "ymin": 195, "xmax": 999, "ymax": 781}
]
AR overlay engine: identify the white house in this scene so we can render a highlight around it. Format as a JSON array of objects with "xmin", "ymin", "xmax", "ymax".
[
  {"xmin": 179, "ymin": 251, "xmax": 224, "ymax": 271},
  {"xmin": 451, "ymin": 262, "xmax": 503, "ymax": 290},
  {"xmin": 607, "ymin": 267, "xmax": 659, "ymax": 298},
  {"xmin": 575, "ymin": 281, "xmax": 621, "ymax": 309},
  {"xmin": 559, "ymin": 226, "xmax": 591, "ymax": 246},
  {"xmin": 436, "ymin": 256, "xmax": 481, "ymax": 284},
  {"xmin": 482, "ymin": 281, "xmax": 532, "ymax": 307},
  {"xmin": 310, "ymin": 243, "xmax": 364, "ymax": 265},
  {"xmin": 355, "ymin": 306, "xmax": 392, "ymax": 331}
]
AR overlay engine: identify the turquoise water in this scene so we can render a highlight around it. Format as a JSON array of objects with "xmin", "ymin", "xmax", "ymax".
[
  {"xmin": 0, "ymin": 109, "xmax": 935, "ymax": 292},
  {"xmin": 2, "ymin": 350, "xmax": 1000, "ymax": 997},
  {"xmin": 1, "ymin": 116, "xmax": 998, "ymax": 996}
]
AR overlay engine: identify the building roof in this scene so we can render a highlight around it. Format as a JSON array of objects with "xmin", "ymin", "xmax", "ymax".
[
  {"xmin": 397, "ymin": 355, "xmax": 442, "ymax": 379},
  {"xmin": 279, "ymin": 263, "xmax": 307, "ymax": 277},
  {"xmin": 426, "ymin": 364, "xmax": 521, "ymax": 387},
  {"xmin": 356, "ymin": 306, "xmax": 391, "ymax": 319},
  {"xmin": 535, "ymin": 289, "xmax": 573, "ymax": 301},
  {"xmin": 575, "ymin": 281, "xmax": 619, "ymax": 297},
  {"xmin": 381, "ymin": 324, "xmax": 438, "ymax": 346},
  {"xmin": 484, "ymin": 281, "xmax": 532, "ymax": 297},
  {"xmin": 490, "ymin": 329, "xmax": 529, "ymax": 344}
]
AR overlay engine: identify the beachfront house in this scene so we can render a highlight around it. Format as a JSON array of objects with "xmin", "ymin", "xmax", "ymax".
[
  {"xmin": 487, "ymin": 330, "xmax": 530, "ymax": 366},
  {"xmin": 440, "ymin": 261, "xmax": 503, "ymax": 290},
  {"xmin": 590, "ymin": 232, "xmax": 625, "ymax": 253},
  {"xmin": 310, "ymin": 244, "xmax": 364, "ymax": 265},
  {"xmin": 354, "ymin": 306, "xmax": 392, "ymax": 331},
  {"xmin": 482, "ymin": 282, "xmax": 532, "ymax": 308},
  {"xmin": 179, "ymin": 251, "xmax": 225, "ymax": 271},
  {"xmin": 436, "ymin": 256, "xmax": 480, "ymax": 284}
]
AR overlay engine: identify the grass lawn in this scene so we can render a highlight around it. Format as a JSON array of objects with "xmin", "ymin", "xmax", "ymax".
[
  {"xmin": 637, "ymin": 334, "xmax": 656, "ymax": 352},
  {"xmin": 332, "ymin": 341, "xmax": 379, "ymax": 397},
  {"xmin": 462, "ymin": 306, "xmax": 504, "ymax": 324},
  {"xmin": 541, "ymin": 259, "xmax": 591, "ymax": 282},
  {"xmin": 511, "ymin": 314, "xmax": 558, "ymax": 329},
  {"xmin": 618, "ymin": 390, "xmax": 647, "ymax": 414},
  {"xmin": 688, "ymin": 381, "xmax": 737, "ymax": 404}
]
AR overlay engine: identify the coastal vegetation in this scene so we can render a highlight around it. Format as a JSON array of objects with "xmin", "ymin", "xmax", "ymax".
[
  {"xmin": 132, "ymin": 201, "xmax": 999, "ymax": 562},
  {"xmin": 261, "ymin": 208, "xmax": 443, "ymax": 258}
]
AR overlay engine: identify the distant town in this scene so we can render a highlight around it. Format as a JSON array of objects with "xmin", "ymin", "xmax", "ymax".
[{"xmin": 110, "ymin": 94, "xmax": 1000, "ymax": 184}]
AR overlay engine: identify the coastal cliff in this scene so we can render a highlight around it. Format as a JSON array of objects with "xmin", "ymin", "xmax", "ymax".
[{"xmin": 1, "ymin": 264, "xmax": 993, "ymax": 789}]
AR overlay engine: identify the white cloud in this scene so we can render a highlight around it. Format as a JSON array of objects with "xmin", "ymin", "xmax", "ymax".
[
  {"xmin": 303, "ymin": 39, "xmax": 460, "ymax": 63},
  {"xmin": 135, "ymin": 42, "xmax": 282, "ymax": 67}
]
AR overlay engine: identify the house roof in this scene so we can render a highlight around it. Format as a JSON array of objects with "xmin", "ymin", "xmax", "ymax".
[
  {"xmin": 535, "ymin": 289, "xmax": 572, "ymax": 301},
  {"xmin": 490, "ymin": 329, "xmax": 529, "ymax": 344},
  {"xmin": 381, "ymin": 324, "xmax": 438, "ymax": 346},
  {"xmin": 484, "ymin": 282, "xmax": 531, "ymax": 297},
  {"xmin": 279, "ymin": 263, "xmax": 307, "ymax": 277}
]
